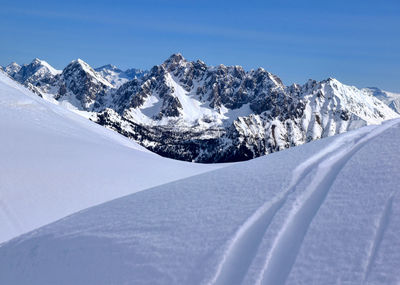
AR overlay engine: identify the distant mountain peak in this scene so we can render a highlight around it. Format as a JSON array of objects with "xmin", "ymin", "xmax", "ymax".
[
  {"xmin": 164, "ymin": 53, "xmax": 187, "ymax": 68},
  {"xmin": 31, "ymin": 58, "xmax": 42, "ymax": 64},
  {"xmin": 64, "ymin": 59, "xmax": 113, "ymax": 88},
  {"xmin": 70, "ymin": 58, "xmax": 90, "ymax": 68},
  {"xmin": 169, "ymin": 52, "xmax": 184, "ymax": 61},
  {"xmin": 28, "ymin": 58, "xmax": 61, "ymax": 75},
  {"xmin": 6, "ymin": 61, "xmax": 20, "ymax": 67},
  {"xmin": 4, "ymin": 62, "xmax": 22, "ymax": 76}
]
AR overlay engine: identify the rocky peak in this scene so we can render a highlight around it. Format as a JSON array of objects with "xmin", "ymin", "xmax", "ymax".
[
  {"xmin": 67, "ymin": 59, "xmax": 89, "ymax": 71},
  {"xmin": 4, "ymin": 62, "xmax": 21, "ymax": 77},
  {"xmin": 166, "ymin": 53, "xmax": 185, "ymax": 65},
  {"xmin": 8, "ymin": 58, "xmax": 60, "ymax": 87},
  {"xmin": 63, "ymin": 59, "xmax": 112, "ymax": 87},
  {"xmin": 31, "ymin": 58, "xmax": 41, "ymax": 65},
  {"xmin": 57, "ymin": 59, "xmax": 113, "ymax": 110},
  {"xmin": 161, "ymin": 53, "xmax": 188, "ymax": 75}
]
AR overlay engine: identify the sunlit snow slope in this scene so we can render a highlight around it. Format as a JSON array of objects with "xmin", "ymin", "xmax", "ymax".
[
  {"xmin": 0, "ymin": 71, "xmax": 222, "ymax": 243},
  {"xmin": 1, "ymin": 103, "xmax": 399, "ymax": 284}
]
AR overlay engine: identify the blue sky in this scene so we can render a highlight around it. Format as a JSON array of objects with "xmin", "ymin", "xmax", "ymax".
[{"xmin": 0, "ymin": 0, "xmax": 399, "ymax": 91}]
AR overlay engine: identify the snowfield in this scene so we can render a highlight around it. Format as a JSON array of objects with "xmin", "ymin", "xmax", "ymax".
[
  {"xmin": 0, "ymin": 71, "xmax": 222, "ymax": 243},
  {"xmin": 0, "ymin": 70, "xmax": 400, "ymax": 284}
]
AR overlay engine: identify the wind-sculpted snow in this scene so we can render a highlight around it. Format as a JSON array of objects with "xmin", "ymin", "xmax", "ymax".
[
  {"xmin": 0, "ymin": 71, "xmax": 222, "ymax": 243},
  {"xmin": 1, "ymin": 108, "xmax": 399, "ymax": 284}
]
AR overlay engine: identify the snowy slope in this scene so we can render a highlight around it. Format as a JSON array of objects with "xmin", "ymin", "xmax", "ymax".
[
  {"xmin": 362, "ymin": 87, "xmax": 400, "ymax": 114},
  {"xmin": 1, "ymin": 108, "xmax": 399, "ymax": 284},
  {"xmin": 95, "ymin": 64, "xmax": 147, "ymax": 87},
  {"xmin": 0, "ymin": 71, "xmax": 222, "ymax": 243}
]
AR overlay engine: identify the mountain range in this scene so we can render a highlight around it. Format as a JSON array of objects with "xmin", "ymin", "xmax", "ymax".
[{"xmin": 2, "ymin": 54, "xmax": 399, "ymax": 162}]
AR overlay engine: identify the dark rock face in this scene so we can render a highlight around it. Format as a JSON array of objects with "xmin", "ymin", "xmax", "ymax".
[
  {"xmin": 93, "ymin": 109, "xmax": 251, "ymax": 163},
  {"xmin": 56, "ymin": 60, "xmax": 112, "ymax": 110},
  {"xmin": 4, "ymin": 59, "xmax": 60, "ymax": 98},
  {"xmin": 4, "ymin": 54, "xmax": 397, "ymax": 163}
]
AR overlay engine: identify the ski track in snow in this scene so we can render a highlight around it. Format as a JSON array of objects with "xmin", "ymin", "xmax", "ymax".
[
  {"xmin": 362, "ymin": 194, "xmax": 394, "ymax": 283},
  {"xmin": 206, "ymin": 119, "xmax": 400, "ymax": 285}
]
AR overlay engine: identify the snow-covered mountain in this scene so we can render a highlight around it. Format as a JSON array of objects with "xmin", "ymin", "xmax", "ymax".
[
  {"xmin": 362, "ymin": 87, "xmax": 400, "ymax": 114},
  {"xmin": 3, "ymin": 59, "xmax": 147, "ymax": 110},
  {"xmin": 0, "ymin": 70, "xmax": 221, "ymax": 244},
  {"xmin": 1, "ymin": 91, "xmax": 399, "ymax": 284},
  {"xmin": 95, "ymin": 64, "xmax": 147, "ymax": 87},
  {"xmin": 4, "ymin": 58, "xmax": 61, "ymax": 99},
  {"xmin": 3, "ymin": 54, "xmax": 399, "ymax": 162},
  {"xmin": 94, "ymin": 54, "xmax": 398, "ymax": 162},
  {"xmin": 55, "ymin": 59, "xmax": 115, "ymax": 110},
  {"xmin": 3, "ymin": 62, "xmax": 21, "ymax": 77}
]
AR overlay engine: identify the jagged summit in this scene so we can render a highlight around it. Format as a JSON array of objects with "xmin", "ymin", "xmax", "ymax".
[
  {"xmin": 65, "ymin": 59, "xmax": 111, "ymax": 83},
  {"xmin": 3, "ymin": 62, "xmax": 21, "ymax": 77},
  {"xmin": 3, "ymin": 58, "xmax": 60, "ymax": 97},
  {"xmin": 72, "ymin": 58, "xmax": 86, "ymax": 64},
  {"xmin": 29, "ymin": 58, "xmax": 61, "ymax": 75},
  {"xmin": 31, "ymin": 57, "xmax": 41, "ymax": 64},
  {"xmin": 167, "ymin": 52, "xmax": 185, "ymax": 63},
  {"xmin": 67, "ymin": 58, "xmax": 96, "ymax": 71}
]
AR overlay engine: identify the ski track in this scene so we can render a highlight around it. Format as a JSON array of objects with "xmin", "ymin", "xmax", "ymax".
[
  {"xmin": 206, "ymin": 119, "xmax": 400, "ymax": 285},
  {"xmin": 257, "ymin": 119, "xmax": 400, "ymax": 285},
  {"xmin": 207, "ymin": 126, "xmax": 372, "ymax": 285},
  {"xmin": 362, "ymin": 194, "xmax": 394, "ymax": 283}
]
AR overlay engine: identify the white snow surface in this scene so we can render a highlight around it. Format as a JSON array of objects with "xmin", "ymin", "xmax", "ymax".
[
  {"xmin": 0, "ymin": 71, "xmax": 222, "ymax": 244},
  {"xmin": 1, "ymin": 72, "xmax": 399, "ymax": 284},
  {"xmin": 33, "ymin": 58, "xmax": 62, "ymax": 76},
  {"xmin": 94, "ymin": 65, "xmax": 131, "ymax": 88},
  {"xmin": 362, "ymin": 87, "xmax": 400, "ymax": 114}
]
